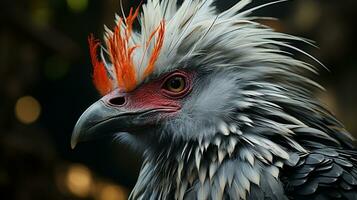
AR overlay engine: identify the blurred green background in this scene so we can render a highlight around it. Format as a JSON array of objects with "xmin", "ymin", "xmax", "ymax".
[{"xmin": 1, "ymin": 0, "xmax": 356, "ymax": 199}]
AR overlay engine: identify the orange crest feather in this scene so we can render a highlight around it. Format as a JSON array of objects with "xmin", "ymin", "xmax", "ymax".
[
  {"xmin": 144, "ymin": 21, "xmax": 166, "ymax": 78},
  {"xmin": 89, "ymin": 6, "xmax": 165, "ymax": 94},
  {"xmin": 88, "ymin": 35, "xmax": 113, "ymax": 96}
]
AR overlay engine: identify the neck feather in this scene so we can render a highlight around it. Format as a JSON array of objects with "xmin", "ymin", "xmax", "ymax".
[{"xmin": 129, "ymin": 132, "xmax": 292, "ymax": 200}]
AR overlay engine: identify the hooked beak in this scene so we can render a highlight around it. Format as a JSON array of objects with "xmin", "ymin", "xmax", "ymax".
[
  {"xmin": 71, "ymin": 95, "xmax": 157, "ymax": 149},
  {"xmin": 71, "ymin": 88, "xmax": 181, "ymax": 149}
]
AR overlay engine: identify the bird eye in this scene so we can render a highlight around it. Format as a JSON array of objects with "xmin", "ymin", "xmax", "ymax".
[
  {"xmin": 161, "ymin": 72, "xmax": 192, "ymax": 98},
  {"xmin": 164, "ymin": 76, "xmax": 186, "ymax": 93}
]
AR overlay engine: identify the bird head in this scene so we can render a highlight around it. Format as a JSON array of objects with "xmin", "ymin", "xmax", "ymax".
[{"xmin": 71, "ymin": 0, "xmax": 327, "ymax": 152}]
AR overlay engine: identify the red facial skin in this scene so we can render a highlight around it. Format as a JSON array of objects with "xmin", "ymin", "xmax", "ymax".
[{"xmin": 103, "ymin": 70, "xmax": 193, "ymax": 117}]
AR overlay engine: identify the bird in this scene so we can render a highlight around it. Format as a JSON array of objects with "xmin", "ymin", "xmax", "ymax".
[{"xmin": 71, "ymin": 0, "xmax": 357, "ymax": 199}]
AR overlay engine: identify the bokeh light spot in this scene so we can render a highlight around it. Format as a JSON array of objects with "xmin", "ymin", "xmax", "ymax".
[
  {"xmin": 66, "ymin": 0, "xmax": 88, "ymax": 13},
  {"xmin": 44, "ymin": 56, "xmax": 70, "ymax": 80},
  {"xmin": 97, "ymin": 184, "xmax": 127, "ymax": 200},
  {"xmin": 15, "ymin": 96, "xmax": 41, "ymax": 124},
  {"xmin": 66, "ymin": 164, "xmax": 92, "ymax": 198},
  {"xmin": 31, "ymin": 1, "xmax": 51, "ymax": 27},
  {"xmin": 293, "ymin": 0, "xmax": 321, "ymax": 31}
]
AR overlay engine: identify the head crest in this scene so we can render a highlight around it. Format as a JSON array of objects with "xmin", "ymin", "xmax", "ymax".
[{"xmin": 89, "ymin": 7, "xmax": 165, "ymax": 95}]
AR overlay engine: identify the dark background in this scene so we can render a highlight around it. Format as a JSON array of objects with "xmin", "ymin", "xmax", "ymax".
[{"xmin": 1, "ymin": 0, "xmax": 356, "ymax": 199}]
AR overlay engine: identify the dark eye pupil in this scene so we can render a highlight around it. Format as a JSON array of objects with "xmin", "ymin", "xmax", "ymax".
[{"xmin": 169, "ymin": 77, "xmax": 182, "ymax": 89}]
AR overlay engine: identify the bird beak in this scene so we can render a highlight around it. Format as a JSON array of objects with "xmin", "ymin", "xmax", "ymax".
[{"xmin": 71, "ymin": 95, "xmax": 156, "ymax": 149}]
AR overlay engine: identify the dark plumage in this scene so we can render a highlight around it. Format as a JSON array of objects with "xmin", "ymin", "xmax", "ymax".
[{"xmin": 71, "ymin": 0, "xmax": 357, "ymax": 199}]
